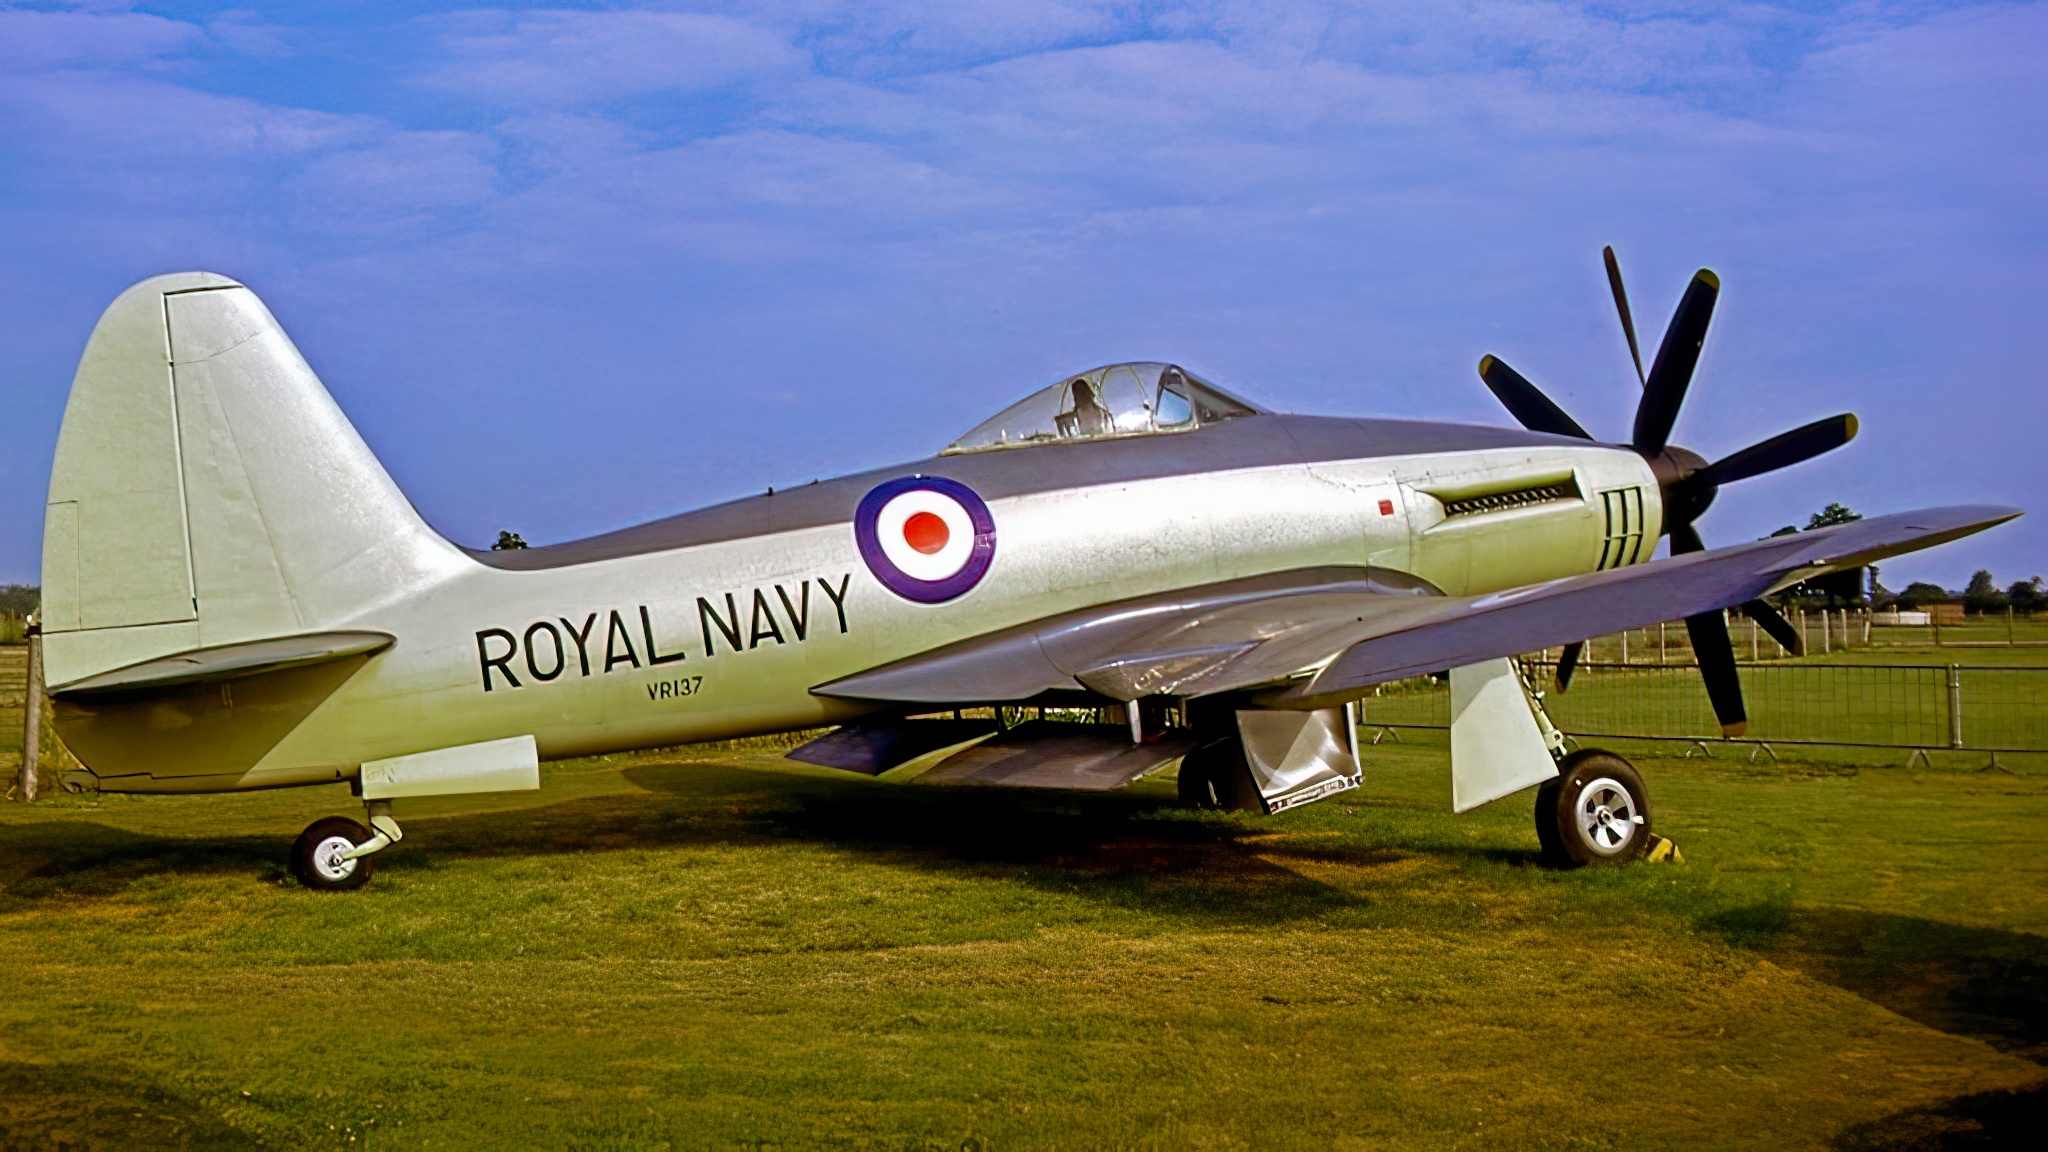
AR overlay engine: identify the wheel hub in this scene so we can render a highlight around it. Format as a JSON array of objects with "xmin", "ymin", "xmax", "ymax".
[
  {"xmin": 312, "ymin": 835, "xmax": 359, "ymax": 882},
  {"xmin": 1575, "ymin": 776, "xmax": 1641, "ymax": 855}
]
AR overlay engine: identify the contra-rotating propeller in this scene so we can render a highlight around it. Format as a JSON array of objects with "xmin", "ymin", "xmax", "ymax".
[{"xmin": 1477, "ymin": 248, "xmax": 1858, "ymax": 736}]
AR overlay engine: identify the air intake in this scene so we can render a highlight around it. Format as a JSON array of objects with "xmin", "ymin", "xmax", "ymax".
[{"xmin": 1438, "ymin": 476, "xmax": 1581, "ymax": 519}]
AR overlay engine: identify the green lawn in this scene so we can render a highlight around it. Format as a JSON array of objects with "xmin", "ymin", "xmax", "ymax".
[{"xmin": 1, "ymin": 732, "xmax": 2043, "ymax": 1151}]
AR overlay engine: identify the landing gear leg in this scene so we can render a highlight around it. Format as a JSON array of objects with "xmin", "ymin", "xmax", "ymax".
[
  {"xmin": 1535, "ymin": 749, "xmax": 1652, "ymax": 868},
  {"xmin": 289, "ymin": 801, "xmax": 403, "ymax": 891}
]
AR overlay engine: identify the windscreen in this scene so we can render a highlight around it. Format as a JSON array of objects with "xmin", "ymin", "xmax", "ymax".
[{"xmin": 945, "ymin": 363, "xmax": 1257, "ymax": 453}]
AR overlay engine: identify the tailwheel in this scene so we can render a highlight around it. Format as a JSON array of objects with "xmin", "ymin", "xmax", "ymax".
[
  {"xmin": 291, "ymin": 816, "xmax": 376, "ymax": 891},
  {"xmin": 1176, "ymin": 737, "xmax": 1263, "ymax": 812},
  {"xmin": 1536, "ymin": 749, "xmax": 1652, "ymax": 867}
]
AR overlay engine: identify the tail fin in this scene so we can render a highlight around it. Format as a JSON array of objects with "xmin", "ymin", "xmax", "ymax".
[{"xmin": 41, "ymin": 273, "xmax": 465, "ymax": 690}]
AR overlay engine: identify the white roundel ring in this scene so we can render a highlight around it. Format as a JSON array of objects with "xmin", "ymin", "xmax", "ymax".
[{"xmin": 855, "ymin": 477, "xmax": 996, "ymax": 603}]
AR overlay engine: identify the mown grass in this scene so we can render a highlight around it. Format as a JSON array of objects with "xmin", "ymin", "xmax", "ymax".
[{"xmin": 1, "ymin": 730, "xmax": 2044, "ymax": 1151}]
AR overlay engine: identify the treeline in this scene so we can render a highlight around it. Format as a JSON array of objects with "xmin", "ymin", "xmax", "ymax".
[{"xmin": 1888, "ymin": 571, "xmax": 2045, "ymax": 615}]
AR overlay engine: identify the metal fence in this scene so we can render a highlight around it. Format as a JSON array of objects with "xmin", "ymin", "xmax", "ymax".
[{"xmin": 1359, "ymin": 660, "xmax": 2048, "ymax": 753}]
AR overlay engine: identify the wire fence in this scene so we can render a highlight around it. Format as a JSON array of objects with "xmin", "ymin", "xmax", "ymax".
[{"xmin": 1360, "ymin": 659, "xmax": 2048, "ymax": 753}]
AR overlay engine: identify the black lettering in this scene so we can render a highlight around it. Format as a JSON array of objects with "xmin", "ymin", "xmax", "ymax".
[
  {"xmin": 646, "ymin": 683, "xmax": 659, "ymax": 701},
  {"xmin": 776, "ymin": 580, "xmax": 811, "ymax": 641},
  {"xmin": 819, "ymin": 572, "xmax": 853, "ymax": 634},
  {"xmin": 604, "ymin": 609, "xmax": 641, "ymax": 672},
  {"xmin": 524, "ymin": 621, "xmax": 565, "ymax": 681},
  {"xmin": 698, "ymin": 593, "xmax": 743, "ymax": 655},
  {"xmin": 639, "ymin": 605, "xmax": 688, "ymax": 665},
  {"xmin": 748, "ymin": 588, "xmax": 786, "ymax": 648},
  {"xmin": 476, "ymin": 628, "xmax": 521, "ymax": 691},
  {"xmin": 561, "ymin": 612, "xmax": 597, "ymax": 676}
]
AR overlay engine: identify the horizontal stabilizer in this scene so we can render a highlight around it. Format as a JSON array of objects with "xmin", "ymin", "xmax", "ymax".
[{"xmin": 50, "ymin": 629, "xmax": 394, "ymax": 698}]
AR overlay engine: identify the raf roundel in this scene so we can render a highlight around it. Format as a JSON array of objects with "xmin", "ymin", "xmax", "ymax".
[{"xmin": 855, "ymin": 476, "xmax": 997, "ymax": 603}]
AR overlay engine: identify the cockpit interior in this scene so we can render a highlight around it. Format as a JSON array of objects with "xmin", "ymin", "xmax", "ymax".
[{"xmin": 945, "ymin": 363, "xmax": 1260, "ymax": 453}]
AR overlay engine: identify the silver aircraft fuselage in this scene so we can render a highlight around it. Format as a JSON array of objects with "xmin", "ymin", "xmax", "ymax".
[{"xmin": 73, "ymin": 412, "xmax": 1660, "ymax": 793}]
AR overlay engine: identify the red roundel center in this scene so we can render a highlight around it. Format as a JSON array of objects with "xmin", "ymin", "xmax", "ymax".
[{"xmin": 902, "ymin": 511, "xmax": 951, "ymax": 555}]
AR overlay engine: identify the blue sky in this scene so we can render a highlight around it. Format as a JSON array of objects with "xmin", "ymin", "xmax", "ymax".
[{"xmin": 2, "ymin": 1, "xmax": 2041, "ymax": 588}]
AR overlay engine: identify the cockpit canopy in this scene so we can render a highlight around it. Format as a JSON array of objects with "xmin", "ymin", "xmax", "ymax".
[{"xmin": 944, "ymin": 362, "xmax": 1260, "ymax": 453}]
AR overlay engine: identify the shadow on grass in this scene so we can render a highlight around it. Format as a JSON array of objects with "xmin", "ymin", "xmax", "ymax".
[
  {"xmin": 0, "ymin": 821, "xmax": 289, "ymax": 908},
  {"xmin": 0, "ymin": 761, "xmax": 1436, "ymax": 928},
  {"xmin": 1833, "ymin": 1079, "xmax": 2048, "ymax": 1150},
  {"xmin": 1705, "ymin": 902, "xmax": 2048, "ymax": 1063},
  {"xmin": 0, "ymin": 1060, "xmax": 273, "ymax": 1151}
]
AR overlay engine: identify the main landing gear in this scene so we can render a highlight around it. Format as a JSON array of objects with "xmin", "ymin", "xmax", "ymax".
[
  {"xmin": 1535, "ymin": 749, "xmax": 1653, "ymax": 867},
  {"xmin": 290, "ymin": 800, "xmax": 404, "ymax": 891},
  {"xmin": 1177, "ymin": 736, "xmax": 1263, "ymax": 811}
]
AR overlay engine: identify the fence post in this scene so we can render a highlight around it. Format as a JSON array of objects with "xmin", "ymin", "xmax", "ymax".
[
  {"xmin": 2009, "ymin": 605, "xmax": 2015, "ymax": 647},
  {"xmin": 18, "ymin": 621, "xmax": 42, "ymax": 803},
  {"xmin": 1947, "ymin": 663, "xmax": 1963, "ymax": 750}
]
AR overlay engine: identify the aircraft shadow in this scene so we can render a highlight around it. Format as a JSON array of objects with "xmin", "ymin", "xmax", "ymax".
[
  {"xmin": 0, "ymin": 763, "xmax": 1410, "ymax": 927},
  {"xmin": 0, "ymin": 1059, "xmax": 272, "ymax": 1152},
  {"xmin": 604, "ymin": 762, "xmax": 1397, "ymax": 925},
  {"xmin": 0, "ymin": 819, "xmax": 288, "ymax": 908},
  {"xmin": 1702, "ymin": 901, "xmax": 2048, "ymax": 1064}
]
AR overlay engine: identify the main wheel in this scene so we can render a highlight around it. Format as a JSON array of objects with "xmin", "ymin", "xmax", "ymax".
[
  {"xmin": 1176, "ymin": 738, "xmax": 1264, "ymax": 812},
  {"xmin": 1536, "ymin": 750, "xmax": 1652, "ymax": 868},
  {"xmin": 291, "ymin": 816, "xmax": 375, "ymax": 891}
]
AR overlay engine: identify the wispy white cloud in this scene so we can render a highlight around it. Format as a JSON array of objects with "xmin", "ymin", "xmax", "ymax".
[{"xmin": 420, "ymin": 8, "xmax": 805, "ymax": 104}]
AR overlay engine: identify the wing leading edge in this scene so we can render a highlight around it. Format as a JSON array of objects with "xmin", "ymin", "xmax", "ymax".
[{"xmin": 816, "ymin": 505, "xmax": 2020, "ymax": 707}]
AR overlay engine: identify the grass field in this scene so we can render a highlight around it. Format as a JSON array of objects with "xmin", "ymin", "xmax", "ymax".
[{"xmin": 1, "ymin": 727, "xmax": 2045, "ymax": 1151}]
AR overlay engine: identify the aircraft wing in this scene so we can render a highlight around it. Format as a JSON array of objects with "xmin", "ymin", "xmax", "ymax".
[{"xmin": 815, "ymin": 505, "xmax": 2019, "ymax": 707}]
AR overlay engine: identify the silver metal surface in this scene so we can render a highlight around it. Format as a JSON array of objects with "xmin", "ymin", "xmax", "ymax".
[
  {"xmin": 1573, "ymin": 776, "xmax": 1642, "ymax": 855},
  {"xmin": 312, "ymin": 835, "xmax": 360, "ymax": 882}
]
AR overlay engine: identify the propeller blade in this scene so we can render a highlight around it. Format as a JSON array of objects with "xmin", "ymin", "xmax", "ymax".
[
  {"xmin": 1632, "ymin": 269, "xmax": 1720, "ymax": 455},
  {"xmin": 1686, "ymin": 608, "xmax": 1748, "ymax": 737},
  {"xmin": 1477, "ymin": 355, "xmax": 1593, "ymax": 440},
  {"xmin": 1669, "ymin": 519, "xmax": 1705, "ymax": 555},
  {"xmin": 1741, "ymin": 599, "xmax": 1805, "ymax": 657},
  {"xmin": 1555, "ymin": 640, "xmax": 1584, "ymax": 692},
  {"xmin": 1698, "ymin": 414, "xmax": 1858, "ymax": 488},
  {"xmin": 1602, "ymin": 246, "xmax": 1646, "ymax": 388}
]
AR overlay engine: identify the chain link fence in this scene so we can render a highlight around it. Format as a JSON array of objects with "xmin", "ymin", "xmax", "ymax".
[{"xmin": 1360, "ymin": 658, "xmax": 2048, "ymax": 753}]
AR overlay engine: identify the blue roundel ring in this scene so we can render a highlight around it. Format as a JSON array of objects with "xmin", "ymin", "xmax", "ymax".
[{"xmin": 855, "ymin": 476, "xmax": 997, "ymax": 604}]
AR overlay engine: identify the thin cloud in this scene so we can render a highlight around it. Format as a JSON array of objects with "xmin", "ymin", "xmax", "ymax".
[{"xmin": 419, "ymin": 8, "xmax": 806, "ymax": 105}]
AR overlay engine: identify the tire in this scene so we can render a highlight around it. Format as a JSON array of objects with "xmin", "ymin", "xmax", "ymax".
[
  {"xmin": 291, "ymin": 816, "xmax": 375, "ymax": 891},
  {"xmin": 1537, "ymin": 750, "xmax": 1651, "ymax": 868},
  {"xmin": 1176, "ymin": 738, "xmax": 1264, "ymax": 812}
]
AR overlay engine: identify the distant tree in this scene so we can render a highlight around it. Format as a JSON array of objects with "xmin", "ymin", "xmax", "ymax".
[
  {"xmin": 492, "ymin": 531, "xmax": 529, "ymax": 551},
  {"xmin": 0, "ymin": 585, "xmax": 36, "ymax": 616},
  {"xmin": 1805, "ymin": 502, "xmax": 1862, "ymax": 530},
  {"xmin": 1798, "ymin": 504, "xmax": 1866, "ymax": 606},
  {"xmin": 1962, "ymin": 569, "xmax": 2006, "ymax": 614},
  {"xmin": 1897, "ymin": 582, "xmax": 1952, "ymax": 610},
  {"xmin": 2010, "ymin": 577, "xmax": 2046, "ymax": 615}
]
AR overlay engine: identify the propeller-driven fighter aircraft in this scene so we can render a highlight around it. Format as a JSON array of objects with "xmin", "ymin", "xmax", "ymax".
[{"xmin": 38, "ymin": 254, "xmax": 2018, "ymax": 888}]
